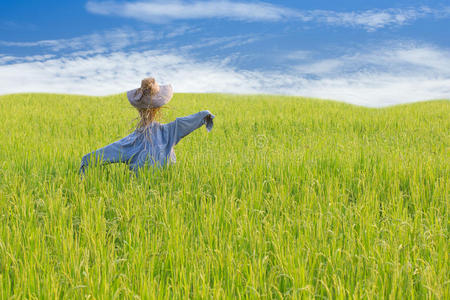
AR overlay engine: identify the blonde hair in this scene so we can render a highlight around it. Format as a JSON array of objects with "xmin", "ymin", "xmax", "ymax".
[
  {"xmin": 134, "ymin": 78, "xmax": 164, "ymax": 141},
  {"xmin": 136, "ymin": 106, "xmax": 162, "ymax": 129}
]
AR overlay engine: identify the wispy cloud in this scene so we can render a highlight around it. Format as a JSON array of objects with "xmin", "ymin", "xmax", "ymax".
[
  {"xmin": 86, "ymin": 1, "xmax": 450, "ymax": 31},
  {"xmin": 303, "ymin": 7, "xmax": 433, "ymax": 32},
  {"xmin": 177, "ymin": 34, "xmax": 261, "ymax": 52},
  {"xmin": 0, "ymin": 28, "xmax": 157, "ymax": 53},
  {"xmin": 0, "ymin": 28, "xmax": 260, "ymax": 65},
  {"xmin": 86, "ymin": 0, "xmax": 295, "ymax": 22},
  {"xmin": 1, "ymin": 42, "xmax": 449, "ymax": 107},
  {"xmin": 293, "ymin": 43, "xmax": 450, "ymax": 76},
  {"xmin": 0, "ymin": 54, "xmax": 55, "ymax": 64}
]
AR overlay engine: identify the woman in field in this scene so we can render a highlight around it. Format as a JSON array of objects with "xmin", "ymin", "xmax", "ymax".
[{"xmin": 79, "ymin": 78, "xmax": 215, "ymax": 176}]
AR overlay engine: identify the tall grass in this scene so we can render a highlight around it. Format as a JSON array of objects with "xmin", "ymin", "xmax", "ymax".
[{"xmin": 0, "ymin": 93, "xmax": 448, "ymax": 298}]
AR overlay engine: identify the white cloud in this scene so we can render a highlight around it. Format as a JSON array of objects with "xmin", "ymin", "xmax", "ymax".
[
  {"xmin": 0, "ymin": 54, "xmax": 56, "ymax": 64},
  {"xmin": 86, "ymin": 0, "xmax": 295, "ymax": 22},
  {"xmin": 178, "ymin": 34, "xmax": 261, "ymax": 52},
  {"xmin": 85, "ymin": 1, "xmax": 450, "ymax": 31},
  {"xmin": 295, "ymin": 59, "xmax": 345, "ymax": 75},
  {"xmin": 1, "ymin": 43, "xmax": 449, "ymax": 107},
  {"xmin": 306, "ymin": 8, "xmax": 429, "ymax": 31},
  {"xmin": 291, "ymin": 43, "xmax": 450, "ymax": 78},
  {"xmin": 282, "ymin": 50, "xmax": 311, "ymax": 61},
  {"xmin": 0, "ymin": 28, "xmax": 260, "ymax": 66},
  {"xmin": 0, "ymin": 28, "xmax": 157, "ymax": 53}
]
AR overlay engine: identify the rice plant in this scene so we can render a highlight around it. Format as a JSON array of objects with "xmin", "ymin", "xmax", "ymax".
[{"xmin": 0, "ymin": 93, "xmax": 448, "ymax": 299}]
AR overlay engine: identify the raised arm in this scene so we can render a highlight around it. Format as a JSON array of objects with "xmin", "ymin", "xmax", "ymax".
[{"xmin": 164, "ymin": 110, "xmax": 215, "ymax": 145}]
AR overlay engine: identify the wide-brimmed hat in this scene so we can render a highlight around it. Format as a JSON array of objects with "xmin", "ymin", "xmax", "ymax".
[{"xmin": 127, "ymin": 79, "xmax": 173, "ymax": 109}]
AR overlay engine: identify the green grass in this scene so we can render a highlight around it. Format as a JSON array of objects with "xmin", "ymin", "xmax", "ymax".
[{"xmin": 0, "ymin": 93, "xmax": 448, "ymax": 299}]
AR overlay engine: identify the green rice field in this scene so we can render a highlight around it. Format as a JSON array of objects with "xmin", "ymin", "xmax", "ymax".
[{"xmin": 0, "ymin": 93, "xmax": 448, "ymax": 298}]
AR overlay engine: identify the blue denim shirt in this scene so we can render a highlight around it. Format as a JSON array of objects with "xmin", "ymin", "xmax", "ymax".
[{"xmin": 80, "ymin": 110, "xmax": 214, "ymax": 174}]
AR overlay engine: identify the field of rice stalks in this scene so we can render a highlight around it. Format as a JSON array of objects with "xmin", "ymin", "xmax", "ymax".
[{"xmin": 0, "ymin": 93, "xmax": 448, "ymax": 298}]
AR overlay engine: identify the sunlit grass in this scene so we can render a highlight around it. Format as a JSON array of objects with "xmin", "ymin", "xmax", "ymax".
[{"xmin": 0, "ymin": 93, "xmax": 448, "ymax": 298}]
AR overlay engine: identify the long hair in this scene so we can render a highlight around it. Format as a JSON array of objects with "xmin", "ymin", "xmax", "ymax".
[{"xmin": 134, "ymin": 78, "xmax": 163, "ymax": 141}]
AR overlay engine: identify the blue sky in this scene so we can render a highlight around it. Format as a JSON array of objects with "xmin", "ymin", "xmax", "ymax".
[{"xmin": 1, "ymin": 0, "xmax": 449, "ymax": 106}]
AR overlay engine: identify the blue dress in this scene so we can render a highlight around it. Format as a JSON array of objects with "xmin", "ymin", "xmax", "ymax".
[{"xmin": 80, "ymin": 110, "xmax": 214, "ymax": 175}]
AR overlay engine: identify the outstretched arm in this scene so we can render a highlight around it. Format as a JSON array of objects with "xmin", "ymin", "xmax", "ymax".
[
  {"xmin": 79, "ymin": 138, "xmax": 133, "ymax": 175},
  {"xmin": 164, "ymin": 110, "xmax": 215, "ymax": 145}
]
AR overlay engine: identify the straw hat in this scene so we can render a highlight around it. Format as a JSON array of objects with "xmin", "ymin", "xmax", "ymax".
[{"xmin": 127, "ymin": 78, "xmax": 173, "ymax": 109}]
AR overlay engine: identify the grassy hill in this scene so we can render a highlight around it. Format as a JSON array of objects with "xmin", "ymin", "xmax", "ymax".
[{"xmin": 0, "ymin": 93, "xmax": 448, "ymax": 298}]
